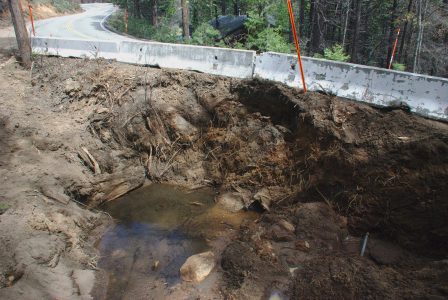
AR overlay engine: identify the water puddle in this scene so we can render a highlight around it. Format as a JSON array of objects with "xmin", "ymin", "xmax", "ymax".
[{"xmin": 98, "ymin": 183, "xmax": 256, "ymax": 299}]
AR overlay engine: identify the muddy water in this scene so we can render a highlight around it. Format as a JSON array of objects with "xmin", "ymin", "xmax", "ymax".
[{"xmin": 98, "ymin": 184, "xmax": 255, "ymax": 299}]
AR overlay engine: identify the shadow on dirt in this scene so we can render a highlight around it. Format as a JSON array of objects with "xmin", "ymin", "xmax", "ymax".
[{"xmin": 0, "ymin": 116, "xmax": 14, "ymax": 170}]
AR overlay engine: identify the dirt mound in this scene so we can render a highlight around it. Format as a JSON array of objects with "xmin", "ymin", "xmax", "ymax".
[{"xmin": 291, "ymin": 255, "xmax": 448, "ymax": 299}]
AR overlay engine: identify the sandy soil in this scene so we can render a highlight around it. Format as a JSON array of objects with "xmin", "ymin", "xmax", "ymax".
[{"xmin": 0, "ymin": 53, "xmax": 447, "ymax": 299}]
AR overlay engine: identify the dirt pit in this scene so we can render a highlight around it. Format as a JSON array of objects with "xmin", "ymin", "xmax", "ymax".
[{"xmin": 0, "ymin": 56, "xmax": 447, "ymax": 299}]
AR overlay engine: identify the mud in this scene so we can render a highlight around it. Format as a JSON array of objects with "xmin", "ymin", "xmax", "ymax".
[{"xmin": 0, "ymin": 55, "xmax": 447, "ymax": 299}]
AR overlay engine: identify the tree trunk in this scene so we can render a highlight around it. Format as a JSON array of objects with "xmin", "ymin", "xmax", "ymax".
[
  {"xmin": 413, "ymin": 0, "xmax": 423, "ymax": 72},
  {"xmin": 397, "ymin": 0, "xmax": 414, "ymax": 62},
  {"xmin": 308, "ymin": 0, "xmax": 315, "ymax": 42},
  {"xmin": 310, "ymin": 0, "xmax": 321, "ymax": 53},
  {"xmin": 350, "ymin": 0, "xmax": 361, "ymax": 63},
  {"xmin": 150, "ymin": 0, "xmax": 157, "ymax": 26},
  {"xmin": 220, "ymin": 0, "xmax": 226, "ymax": 15},
  {"xmin": 342, "ymin": 0, "xmax": 350, "ymax": 47},
  {"xmin": 298, "ymin": 0, "xmax": 305, "ymax": 36},
  {"xmin": 181, "ymin": 0, "xmax": 190, "ymax": 39},
  {"xmin": 214, "ymin": 3, "xmax": 219, "ymax": 27},
  {"xmin": 134, "ymin": 0, "xmax": 141, "ymax": 18},
  {"xmin": 8, "ymin": 0, "xmax": 31, "ymax": 68},
  {"xmin": 233, "ymin": 0, "xmax": 239, "ymax": 15}
]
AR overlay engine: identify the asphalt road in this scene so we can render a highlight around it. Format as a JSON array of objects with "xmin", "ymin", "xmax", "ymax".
[{"xmin": 34, "ymin": 3, "xmax": 130, "ymax": 41}]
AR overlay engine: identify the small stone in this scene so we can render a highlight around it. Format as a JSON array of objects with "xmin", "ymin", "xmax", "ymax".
[
  {"xmin": 216, "ymin": 192, "xmax": 245, "ymax": 212},
  {"xmin": 295, "ymin": 240, "xmax": 311, "ymax": 252},
  {"xmin": 64, "ymin": 78, "xmax": 81, "ymax": 94},
  {"xmin": 289, "ymin": 267, "xmax": 298, "ymax": 276},
  {"xmin": 180, "ymin": 251, "xmax": 215, "ymax": 283},
  {"xmin": 270, "ymin": 225, "xmax": 294, "ymax": 242},
  {"xmin": 152, "ymin": 260, "xmax": 160, "ymax": 271},
  {"xmin": 8, "ymin": 276, "xmax": 14, "ymax": 282},
  {"xmin": 278, "ymin": 220, "xmax": 295, "ymax": 233}
]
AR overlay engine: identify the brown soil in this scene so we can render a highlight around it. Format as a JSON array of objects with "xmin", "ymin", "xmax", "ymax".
[{"xmin": 0, "ymin": 54, "xmax": 447, "ymax": 299}]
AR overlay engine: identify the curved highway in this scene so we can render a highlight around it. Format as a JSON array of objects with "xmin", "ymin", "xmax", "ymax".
[{"xmin": 34, "ymin": 3, "xmax": 130, "ymax": 41}]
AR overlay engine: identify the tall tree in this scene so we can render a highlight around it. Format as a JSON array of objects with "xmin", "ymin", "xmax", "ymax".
[
  {"xmin": 309, "ymin": 0, "xmax": 321, "ymax": 53},
  {"xmin": 298, "ymin": 0, "xmax": 305, "ymax": 36},
  {"xmin": 8, "ymin": 0, "xmax": 31, "ymax": 68},
  {"xmin": 233, "ymin": 0, "xmax": 239, "ymax": 15},
  {"xmin": 342, "ymin": 0, "xmax": 351, "ymax": 47},
  {"xmin": 413, "ymin": 0, "xmax": 427, "ymax": 72},
  {"xmin": 397, "ymin": 0, "xmax": 414, "ymax": 62},
  {"xmin": 220, "ymin": 0, "xmax": 226, "ymax": 15},
  {"xmin": 350, "ymin": 0, "xmax": 362, "ymax": 63},
  {"xmin": 181, "ymin": 0, "xmax": 190, "ymax": 39},
  {"xmin": 150, "ymin": 0, "xmax": 158, "ymax": 26}
]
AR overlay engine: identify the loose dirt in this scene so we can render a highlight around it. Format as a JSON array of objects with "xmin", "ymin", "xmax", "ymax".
[{"xmin": 0, "ymin": 54, "xmax": 447, "ymax": 299}]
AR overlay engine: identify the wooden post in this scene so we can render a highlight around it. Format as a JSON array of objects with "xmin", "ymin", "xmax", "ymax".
[{"xmin": 8, "ymin": 0, "xmax": 31, "ymax": 68}]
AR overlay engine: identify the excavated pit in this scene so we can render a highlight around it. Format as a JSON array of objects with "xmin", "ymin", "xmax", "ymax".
[{"xmin": 27, "ymin": 57, "xmax": 448, "ymax": 298}]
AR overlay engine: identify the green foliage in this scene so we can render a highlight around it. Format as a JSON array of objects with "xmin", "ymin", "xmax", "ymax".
[
  {"xmin": 392, "ymin": 63, "xmax": 406, "ymax": 71},
  {"xmin": 245, "ymin": 11, "xmax": 266, "ymax": 36},
  {"xmin": 244, "ymin": 9, "xmax": 291, "ymax": 54},
  {"xmin": 191, "ymin": 23, "xmax": 221, "ymax": 45},
  {"xmin": 32, "ymin": 0, "xmax": 80, "ymax": 12},
  {"xmin": 108, "ymin": 12, "xmax": 179, "ymax": 43},
  {"xmin": 50, "ymin": 0, "xmax": 79, "ymax": 12},
  {"xmin": 323, "ymin": 44, "xmax": 350, "ymax": 62},
  {"xmin": 152, "ymin": 24, "xmax": 180, "ymax": 43},
  {"xmin": 247, "ymin": 27, "xmax": 291, "ymax": 53},
  {"xmin": 0, "ymin": 203, "xmax": 9, "ymax": 215}
]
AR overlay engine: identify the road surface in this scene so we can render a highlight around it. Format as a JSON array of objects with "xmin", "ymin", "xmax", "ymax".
[{"xmin": 34, "ymin": 3, "xmax": 129, "ymax": 41}]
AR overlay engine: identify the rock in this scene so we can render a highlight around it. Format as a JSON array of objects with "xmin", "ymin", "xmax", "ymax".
[
  {"xmin": 72, "ymin": 270, "xmax": 95, "ymax": 300},
  {"xmin": 278, "ymin": 219, "xmax": 295, "ymax": 233},
  {"xmin": 64, "ymin": 78, "xmax": 81, "ymax": 94},
  {"xmin": 216, "ymin": 192, "xmax": 245, "ymax": 212},
  {"xmin": 180, "ymin": 251, "xmax": 215, "ymax": 283},
  {"xmin": 33, "ymin": 137, "xmax": 62, "ymax": 152},
  {"xmin": 270, "ymin": 225, "xmax": 295, "ymax": 242},
  {"xmin": 152, "ymin": 260, "xmax": 160, "ymax": 271},
  {"xmin": 295, "ymin": 240, "xmax": 311, "ymax": 252},
  {"xmin": 252, "ymin": 187, "xmax": 290, "ymax": 211},
  {"xmin": 40, "ymin": 186, "xmax": 70, "ymax": 205},
  {"xmin": 368, "ymin": 239, "xmax": 405, "ymax": 265},
  {"xmin": 167, "ymin": 112, "xmax": 198, "ymax": 142}
]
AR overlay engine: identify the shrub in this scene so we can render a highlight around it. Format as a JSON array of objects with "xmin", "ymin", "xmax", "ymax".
[
  {"xmin": 191, "ymin": 23, "xmax": 221, "ymax": 46},
  {"xmin": 392, "ymin": 63, "xmax": 406, "ymax": 71},
  {"xmin": 108, "ymin": 12, "xmax": 179, "ymax": 43},
  {"xmin": 323, "ymin": 44, "xmax": 350, "ymax": 62},
  {"xmin": 247, "ymin": 27, "xmax": 291, "ymax": 53}
]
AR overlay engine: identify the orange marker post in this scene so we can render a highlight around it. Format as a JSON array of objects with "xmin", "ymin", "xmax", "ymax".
[
  {"xmin": 27, "ymin": 0, "xmax": 35, "ymax": 36},
  {"xmin": 388, "ymin": 28, "xmax": 401, "ymax": 70},
  {"xmin": 287, "ymin": 0, "xmax": 307, "ymax": 93}
]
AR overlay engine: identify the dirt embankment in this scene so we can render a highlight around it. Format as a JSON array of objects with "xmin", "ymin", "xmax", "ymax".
[
  {"xmin": 0, "ymin": 0, "xmax": 81, "ymax": 29},
  {"xmin": 0, "ymin": 54, "xmax": 447, "ymax": 299}
]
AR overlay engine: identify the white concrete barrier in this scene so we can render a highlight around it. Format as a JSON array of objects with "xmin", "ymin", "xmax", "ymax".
[
  {"xmin": 32, "ymin": 37, "xmax": 119, "ymax": 60},
  {"xmin": 31, "ymin": 37, "xmax": 448, "ymax": 121},
  {"xmin": 254, "ymin": 52, "xmax": 448, "ymax": 120},
  {"xmin": 118, "ymin": 40, "xmax": 255, "ymax": 78}
]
